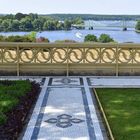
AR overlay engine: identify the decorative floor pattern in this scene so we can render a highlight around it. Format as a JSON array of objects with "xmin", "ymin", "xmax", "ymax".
[
  {"xmin": 45, "ymin": 114, "xmax": 84, "ymax": 128},
  {"xmin": 48, "ymin": 77, "xmax": 83, "ymax": 86},
  {"xmin": 22, "ymin": 77, "xmax": 104, "ymax": 140}
]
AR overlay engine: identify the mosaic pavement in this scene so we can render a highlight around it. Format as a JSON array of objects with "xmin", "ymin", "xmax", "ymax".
[
  {"xmin": 2, "ymin": 76, "xmax": 139, "ymax": 139},
  {"xmin": 22, "ymin": 77, "xmax": 104, "ymax": 140}
]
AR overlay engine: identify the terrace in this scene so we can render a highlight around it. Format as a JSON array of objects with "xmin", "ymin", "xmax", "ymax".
[{"xmin": 0, "ymin": 42, "xmax": 140, "ymax": 140}]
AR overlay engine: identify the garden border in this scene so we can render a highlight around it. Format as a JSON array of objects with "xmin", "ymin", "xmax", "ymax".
[{"xmin": 93, "ymin": 88, "xmax": 114, "ymax": 140}]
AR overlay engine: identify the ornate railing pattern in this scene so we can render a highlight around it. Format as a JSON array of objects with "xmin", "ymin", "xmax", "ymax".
[{"xmin": 0, "ymin": 42, "xmax": 140, "ymax": 76}]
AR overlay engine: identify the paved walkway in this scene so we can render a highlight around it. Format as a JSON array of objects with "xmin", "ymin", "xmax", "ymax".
[
  {"xmin": 1, "ymin": 76, "xmax": 140, "ymax": 140},
  {"xmin": 88, "ymin": 77, "xmax": 140, "ymax": 87},
  {"xmin": 22, "ymin": 77, "xmax": 105, "ymax": 140},
  {"xmin": 21, "ymin": 76, "xmax": 140, "ymax": 140}
]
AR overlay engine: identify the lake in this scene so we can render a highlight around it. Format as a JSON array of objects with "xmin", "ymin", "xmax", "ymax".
[{"xmin": 0, "ymin": 20, "xmax": 140, "ymax": 43}]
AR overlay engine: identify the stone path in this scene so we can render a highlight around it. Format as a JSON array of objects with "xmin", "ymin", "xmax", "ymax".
[
  {"xmin": 22, "ymin": 77, "xmax": 105, "ymax": 140},
  {"xmin": 2, "ymin": 76, "xmax": 139, "ymax": 139},
  {"xmin": 88, "ymin": 77, "xmax": 140, "ymax": 88}
]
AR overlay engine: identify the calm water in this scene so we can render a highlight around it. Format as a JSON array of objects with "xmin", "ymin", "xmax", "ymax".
[{"xmin": 0, "ymin": 21, "xmax": 140, "ymax": 43}]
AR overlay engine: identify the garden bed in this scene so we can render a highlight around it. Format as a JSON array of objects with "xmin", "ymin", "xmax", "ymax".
[
  {"xmin": 0, "ymin": 80, "xmax": 41, "ymax": 140},
  {"xmin": 95, "ymin": 88, "xmax": 140, "ymax": 140}
]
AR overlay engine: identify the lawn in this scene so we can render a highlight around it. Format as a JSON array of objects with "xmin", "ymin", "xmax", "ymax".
[
  {"xmin": 96, "ymin": 88, "xmax": 140, "ymax": 140},
  {"xmin": 0, "ymin": 80, "xmax": 40, "ymax": 139},
  {"xmin": 0, "ymin": 80, "xmax": 32, "ymax": 125}
]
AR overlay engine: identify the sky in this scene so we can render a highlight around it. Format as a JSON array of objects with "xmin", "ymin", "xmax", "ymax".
[{"xmin": 1, "ymin": 0, "xmax": 140, "ymax": 15}]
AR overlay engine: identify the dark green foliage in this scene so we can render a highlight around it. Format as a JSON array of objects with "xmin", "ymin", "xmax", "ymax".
[
  {"xmin": 0, "ymin": 112, "xmax": 6, "ymax": 124},
  {"xmin": 43, "ymin": 20, "xmax": 57, "ymax": 30},
  {"xmin": 98, "ymin": 34, "xmax": 114, "ymax": 43},
  {"xmin": 96, "ymin": 88, "xmax": 140, "ymax": 140},
  {"xmin": 84, "ymin": 34, "xmax": 98, "ymax": 42},
  {"xmin": 10, "ymin": 20, "xmax": 20, "ymax": 31},
  {"xmin": 135, "ymin": 21, "xmax": 140, "ymax": 30},
  {"xmin": 0, "ymin": 32, "xmax": 50, "ymax": 42},
  {"xmin": 15, "ymin": 13, "xmax": 27, "ymax": 20},
  {"xmin": 32, "ymin": 18, "xmax": 44, "ymax": 31},
  {"xmin": 0, "ymin": 13, "xmax": 84, "ymax": 32},
  {"xmin": 64, "ymin": 20, "xmax": 72, "ymax": 30},
  {"xmin": 84, "ymin": 34, "xmax": 115, "ymax": 43},
  {"xmin": 0, "ymin": 80, "xmax": 31, "ymax": 125},
  {"xmin": 4, "ymin": 35, "xmax": 32, "ymax": 42},
  {"xmin": 19, "ymin": 18, "xmax": 33, "ymax": 31}
]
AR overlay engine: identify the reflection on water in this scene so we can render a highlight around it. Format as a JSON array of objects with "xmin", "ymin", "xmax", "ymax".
[{"xmin": 0, "ymin": 21, "xmax": 140, "ymax": 43}]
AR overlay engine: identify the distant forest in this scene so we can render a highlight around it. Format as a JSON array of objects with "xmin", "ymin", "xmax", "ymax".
[
  {"xmin": 0, "ymin": 13, "xmax": 83, "ymax": 32},
  {"xmin": 45, "ymin": 14, "xmax": 140, "ymax": 21},
  {"xmin": 0, "ymin": 13, "xmax": 140, "ymax": 32}
]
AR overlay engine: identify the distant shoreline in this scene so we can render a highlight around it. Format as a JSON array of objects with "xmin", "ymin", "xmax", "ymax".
[
  {"xmin": 0, "ymin": 13, "xmax": 140, "ymax": 21},
  {"xmin": 44, "ymin": 14, "xmax": 140, "ymax": 21}
]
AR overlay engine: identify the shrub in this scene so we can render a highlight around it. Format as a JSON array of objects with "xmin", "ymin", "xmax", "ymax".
[
  {"xmin": 84, "ymin": 34, "xmax": 98, "ymax": 42},
  {"xmin": 99, "ymin": 34, "xmax": 114, "ymax": 43},
  {"xmin": 5, "ymin": 35, "xmax": 32, "ymax": 42},
  {"xmin": 0, "ymin": 34, "xmax": 50, "ymax": 43},
  {"xmin": 26, "ymin": 31, "xmax": 37, "ymax": 42}
]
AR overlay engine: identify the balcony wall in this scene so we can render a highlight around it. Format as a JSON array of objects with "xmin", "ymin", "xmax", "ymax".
[{"xmin": 0, "ymin": 42, "xmax": 140, "ymax": 76}]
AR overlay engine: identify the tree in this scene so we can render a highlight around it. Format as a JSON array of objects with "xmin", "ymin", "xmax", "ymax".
[
  {"xmin": 1, "ymin": 20, "xmax": 11, "ymax": 31},
  {"xmin": 10, "ymin": 20, "xmax": 20, "ymax": 31},
  {"xmin": 20, "ymin": 17, "xmax": 33, "ymax": 31},
  {"xmin": 28, "ymin": 13, "xmax": 38, "ymax": 20},
  {"xmin": 84, "ymin": 34, "xmax": 98, "ymax": 42},
  {"xmin": 15, "ymin": 13, "xmax": 27, "ymax": 20},
  {"xmin": 0, "ymin": 19, "xmax": 2, "ymax": 24},
  {"xmin": 98, "ymin": 34, "xmax": 114, "ymax": 43},
  {"xmin": 73, "ymin": 17, "xmax": 84, "ymax": 24},
  {"xmin": 43, "ymin": 20, "xmax": 56, "ymax": 30},
  {"xmin": 64, "ymin": 20, "xmax": 72, "ymax": 30},
  {"xmin": 0, "ymin": 19, "xmax": 3, "ymax": 31},
  {"xmin": 135, "ymin": 21, "xmax": 140, "ymax": 31},
  {"xmin": 32, "ymin": 19, "xmax": 44, "ymax": 31},
  {"xmin": 56, "ymin": 22, "xmax": 64, "ymax": 30}
]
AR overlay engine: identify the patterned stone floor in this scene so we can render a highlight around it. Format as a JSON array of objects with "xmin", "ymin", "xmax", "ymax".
[
  {"xmin": 22, "ymin": 77, "xmax": 105, "ymax": 140},
  {"xmin": 2, "ymin": 76, "xmax": 140, "ymax": 139}
]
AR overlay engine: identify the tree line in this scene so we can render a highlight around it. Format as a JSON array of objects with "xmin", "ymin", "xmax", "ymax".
[
  {"xmin": 0, "ymin": 13, "xmax": 83, "ymax": 32},
  {"xmin": 0, "ymin": 13, "xmax": 140, "ymax": 32},
  {"xmin": 46, "ymin": 14, "xmax": 140, "ymax": 21}
]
